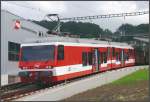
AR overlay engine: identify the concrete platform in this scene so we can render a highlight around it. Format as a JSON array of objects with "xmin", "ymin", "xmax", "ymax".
[
  {"xmin": 1, "ymin": 74, "xmax": 8, "ymax": 86},
  {"xmin": 1, "ymin": 75, "xmax": 20, "ymax": 86},
  {"xmin": 15, "ymin": 65, "xmax": 148, "ymax": 101}
]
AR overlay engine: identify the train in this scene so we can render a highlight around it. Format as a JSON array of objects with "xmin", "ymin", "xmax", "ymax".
[{"xmin": 18, "ymin": 37, "xmax": 135, "ymax": 84}]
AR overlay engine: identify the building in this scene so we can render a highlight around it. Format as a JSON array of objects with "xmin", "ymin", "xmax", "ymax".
[
  {"xmin": 1, "ymin": 10, "xmax": 49, "ymax": 86},
  {"xmin": 133, "ymin": 37, "xmax": 149, "ymax": 65}
]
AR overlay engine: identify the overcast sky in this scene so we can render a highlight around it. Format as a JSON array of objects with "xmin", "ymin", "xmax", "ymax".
[{"xmin": 1, "ymin": 1, "xmax": 149, "ymax": 32}]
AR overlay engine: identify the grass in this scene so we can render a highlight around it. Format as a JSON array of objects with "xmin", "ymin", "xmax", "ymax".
[{"xmin": 111, "ymin": 68, "xmax": 149, "ymax": 85}]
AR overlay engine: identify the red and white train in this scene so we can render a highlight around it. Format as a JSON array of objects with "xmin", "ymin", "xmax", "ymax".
[{"xmin": 18, "ymin": 37, "xmax": 135, "ymax": 84}]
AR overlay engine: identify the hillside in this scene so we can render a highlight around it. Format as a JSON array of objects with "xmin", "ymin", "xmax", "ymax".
[{"xmin": 32, "ymin": 20, "xmax": 149, "ymax": 38}]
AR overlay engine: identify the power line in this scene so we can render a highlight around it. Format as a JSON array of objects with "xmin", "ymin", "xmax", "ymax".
[
  {"xmin": 60, "ymin": 11, "xmax": 149, "ymax": 21},
  {"xmin": 3, "ymin": 2, "xmax": 149, "ymax": 22}
]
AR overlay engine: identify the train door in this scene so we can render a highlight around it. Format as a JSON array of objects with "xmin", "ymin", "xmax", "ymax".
[
  {"xmin": 107, "ymin": 47, "xmax": 111, "ymax": 69},
  {"xmin": 92, "ymin": 48, "xmax": 100, "ymax": 72},
  {"xmin": 121, "ymin": 49, "xmax": 125, "ymax": 67}
]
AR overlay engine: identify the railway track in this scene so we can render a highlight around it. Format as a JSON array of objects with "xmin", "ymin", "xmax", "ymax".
[
  {"xmin": 1, "ymin": 66, "xmax": 143, "ymax": 101},
  {"xmin": 0, "ymin": 82, "xmax": 32, "ymax": 93},
  {"xmin": 0, "ymin": 71, "xmax": 102, "ymax": 101},
  {"xmin": 0, "ymin": 82, "xmax": 50, "ymax": 102}
]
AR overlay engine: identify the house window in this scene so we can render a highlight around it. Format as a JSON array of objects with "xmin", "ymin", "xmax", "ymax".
[
  {"xmin": 82, "ymin": 52, "xmax": 88, "ymax": 66},
  {"xmin": 57, "ymin": 45, "xmax": 64, "ymax": 60},
  {"xmin": 38, "ymin": 31, "xmax": 44, "ymax": 37},
  {"xmin": 8, "ymin": 41, "xmax": 20, "ymax": 61}
]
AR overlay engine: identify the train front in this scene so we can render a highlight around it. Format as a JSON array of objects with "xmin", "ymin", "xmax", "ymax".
[{"xmin": 18, "ymin": 43, "xmax": 56, "ymax": 84}]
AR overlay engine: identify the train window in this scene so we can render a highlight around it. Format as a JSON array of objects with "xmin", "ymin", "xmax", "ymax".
[
  {"xmin": 112, "ymin": 47, "xmax": 115, "ymax": 57},
  {"xmin": 57, "ymin": 45, "xmax": 64, "ymax": 60},
  {"xmin": 101, "ymin": 52, "xmax": 107, "ymax": 63},
  {"xmin": 82, "ymin": 52, "xmax": 88, "ymax": 66},
  {"xmin": 127, "ymin": 54, "xmax": 129, "ymax": 60},
  {"xmin": 127, "ymin": 50, "xmax": 130, "ymax": 58},
  {"xmin": 122, "ymin": 50, "xmax": 125, "ymax": 61},
  {"xmin": 116, "ymin": 52, "xmax": 119, "ymax": 61},
  {"xmin": 88, "ymin": 52, "xmax": 92, "ymax": 65},
  {"xmin": 129, "ymin": 49, "xmax": 133, "ymax": 57},
  {"xmin": 107, "ymin": 47, "xmax": 110, "ymax": 57},
  {"xmin": 101, "ymin": 52, "xmax": 106, "ymax": 63},
  {"xmin": 119, "ymin": 51, "xmax": 122, "ymax": 61},
  {"xmin": 98, "ymin": 51, "xmax": 100, "ymax": 64},
  {"xmin": 124, "ymin": 53, "xmax": 129, "ymax": 61},
  {"xmin": 129, "ymin": 49, "xmax": 132, "ymax": 54},
  {"xmin": 101, "ymin": 52, "xmax": 103, "ymax": 63},
  {"xmin": 8, "ymin": 41, "xmax": 20, "ymax": 61},
  {"xmin": 103, "ymin": 52, "xmax": 107, "ymax": 63}
]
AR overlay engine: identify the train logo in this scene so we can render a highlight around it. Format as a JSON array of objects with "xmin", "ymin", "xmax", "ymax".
[{"xmin": 15, "ymin": 20, "xmax": 21, "ymax": 29}]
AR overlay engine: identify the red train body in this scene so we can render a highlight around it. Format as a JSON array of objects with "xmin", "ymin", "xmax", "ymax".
[{"xmin": 18, "ymin": 41, "xmax": 135, "ymax": 84}]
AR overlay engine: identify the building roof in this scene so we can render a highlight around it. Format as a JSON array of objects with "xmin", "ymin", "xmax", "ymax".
[
  {"xmin": 133, "ymin": 37, "xmax": 149, "ymax": 43},
  {"xmin": 1, "ymin": 9, "xmax": 49, "ymax": 31}
]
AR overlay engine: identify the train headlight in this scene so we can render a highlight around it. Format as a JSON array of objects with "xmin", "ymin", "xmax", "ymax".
[
  {"xmin": 46, "ymin": 66, "xmax": 52, "ymax": 69},
  {"xmin": 23, "ymin": 67, "xmax": 27, "ymax": 69}
]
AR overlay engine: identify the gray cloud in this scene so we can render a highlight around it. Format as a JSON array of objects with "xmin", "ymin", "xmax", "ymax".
[{"xmin": 1, "ymin": 1, "xmax": 149, "ymax": 32}]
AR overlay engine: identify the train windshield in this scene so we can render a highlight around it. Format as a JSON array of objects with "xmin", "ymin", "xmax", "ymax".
[{"xmin": 21, "ymin": 45, "xmax": 55, "ymax": 61}]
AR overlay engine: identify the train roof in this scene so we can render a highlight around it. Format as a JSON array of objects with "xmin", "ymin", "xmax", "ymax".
[{"xmin": 21, "ymin": 36, "xmax": 134, "ymax": 49}]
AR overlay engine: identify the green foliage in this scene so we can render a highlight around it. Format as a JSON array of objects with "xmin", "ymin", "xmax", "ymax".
[
  {"xmin": 33, "ymin": 20, "xmax": 149, "ymax": 39},
  {"xmin": 115, "ymin": 23, "xmax": 149, "ymax": 35},
  {"xmin": 135, "ymin": 24, "xmax": 149, "ymax": 33},
  {"xmin": 33, "ymin": 20, "xmax": 109, "ymax": 38},
  {"xmin": 111, "ymin": 68, "xmax": 149, "ymax": 85},
  {"xmin": 61, "ymin": 21, "xmax": 104, "ymax": 38}
]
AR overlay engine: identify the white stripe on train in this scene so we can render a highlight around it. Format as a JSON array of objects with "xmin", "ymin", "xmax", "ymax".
[{"xmin": 21, "ymin": 59, "xmax": 135, "ymax": 76}]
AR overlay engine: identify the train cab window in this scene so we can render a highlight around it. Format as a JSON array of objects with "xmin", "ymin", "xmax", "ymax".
[
  {"xmin": 57, "ymin": 45, "xmax": 64, "ymax": 60},
  {"xmin": 82, "ymin": 52, "xmax": 88, "ymax": 66},
  {"xmin": 88, "ymin": 52, "xmax": 92, "ymax": 65}
]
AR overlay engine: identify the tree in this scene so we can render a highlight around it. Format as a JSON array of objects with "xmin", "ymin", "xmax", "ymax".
[
  {"xmin": 117, "ymin": 23, "xmax": 135, "ymax": 35},
  {"xmin": 33, "ymin": 20, "xmax": 106, "ymax": 38}
]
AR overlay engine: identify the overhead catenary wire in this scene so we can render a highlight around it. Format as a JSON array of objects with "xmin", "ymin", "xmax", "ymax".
[
  {"xmin": 4, "ymin": 2, "xmax": 149, "ymax": 22},
  {"xmin": 60, "ymin": 11, "xmax": 149, "ymax": 21}
]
